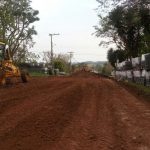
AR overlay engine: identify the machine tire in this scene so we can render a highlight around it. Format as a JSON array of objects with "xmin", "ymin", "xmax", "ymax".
[
  {"xmin": 1, "ymin": 77, "xmax": 6, "ymax": 85},
  {"xmin": 21, "ymin": 71, "xmax": 29, "ymax": 83},
  {"xmin": 0, "ymin": 70, "xmax": 6, "ymax": 85}
]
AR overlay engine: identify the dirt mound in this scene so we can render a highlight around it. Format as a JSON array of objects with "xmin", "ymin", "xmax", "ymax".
[{"xmin": 71, "ymin": 70, "xmax": 100, "ymax": 78}]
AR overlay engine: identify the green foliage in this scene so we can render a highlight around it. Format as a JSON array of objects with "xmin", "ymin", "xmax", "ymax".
[
  {"xmin": 95, "ymin": 0, "xmax": 150, "ymax": 59},
  {"xmin": 43, "ymin": 52, "xmax": 70, "ymax": 73},
  {"xmin": 54, "ymin": 60, "xmax": 66, "ymax": 72},
  {"xmin": 124, "ymin": 81, "xmax": 150, "ymax": 99},
  {"xmin": 101, "ymin": 62, "xmax": 113, "ymax": 75},
  {"xmin": 14, "ymin": 46, "xmax": 39, "ymax": 64},
  {"xmin": 53, "ymin": 54, "xmax": 70, "ymax": 72},
  {"xmin": 29, "ymin": 71, "xmax": 48, "ymax": 77},
  {"xmin": 107, "ymin": 48, "xmax": 117, "ymax": 68},
  {"xmin": 107, "ymin": 48, "xmax": 126, "ymax": 68},
  {"xmin": 0, "ymin": 0, "xmax": 39, "ymax": 57}
]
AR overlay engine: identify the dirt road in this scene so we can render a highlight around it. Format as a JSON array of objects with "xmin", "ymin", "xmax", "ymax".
[{"xmin": 0, "ymin": 72, "xmax": 150, "ymax": 150}]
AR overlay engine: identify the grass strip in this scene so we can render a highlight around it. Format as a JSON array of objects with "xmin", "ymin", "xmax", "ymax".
[{"xmin": 122, "ymin": 81, "xmax": 150, "ymax": 100}]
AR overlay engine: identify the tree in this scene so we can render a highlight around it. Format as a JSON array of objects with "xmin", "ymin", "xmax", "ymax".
[
  {"xmin": 101, "ymin": 62, "xmax": 113, "ymax": 75},
  {"xmin": 0, "ymin": 0, "xmax": 39, "ymax": 58},
  {"xmin": 107, "ymin": 48, "xmax": 126, "ymax": 68},
  {"xmin": 95, "ymin": 0, "xmax": 150, "ymax": 58},
  {"xmin": 53, "ymin": 54, "xmax": 70, "ymax": 72},
  {"xmin": 96, "ymin": 0, "xmax": 150, "ymax": 10},
  {"xmin": 53, "ymin": 60, "xmax": 66, "ymax": 72},
  {"xmin": 107, "ymin": 48, "xmax": 117, "ymax": 68},
  {"xmin": 13, "ymin": 46, "xmax": 39, "ymax": 64},
  {"xmin": 43, "ymin": 52, "xmax": 70, "ymax": 73}
]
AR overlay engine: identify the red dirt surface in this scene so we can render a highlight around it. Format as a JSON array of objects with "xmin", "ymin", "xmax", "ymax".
[{"xmin": 0, "ymin": 72, "xmax": 150, "ymax": 150}]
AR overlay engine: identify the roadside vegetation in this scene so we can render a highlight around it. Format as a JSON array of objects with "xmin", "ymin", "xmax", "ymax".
[
  {"xmin": 95, "ymin": 0, "xmax": 150, "ymax": 66},
  {"xmin": 122, "ymin": 81, "xmax": 150, "ymax": 99},
  {"xmin": 95, "ymin": 0, "xmax": 150, "ymax": 89},
  {"xmin": 29, "ymin": 71, "xmax": 48, "ymax": 77}
]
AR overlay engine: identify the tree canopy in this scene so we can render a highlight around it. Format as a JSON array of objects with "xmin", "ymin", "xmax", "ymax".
[
  {"xmin": 95, "ymin": 0, "xmax": 150, "ymax": 65},
  {"xmin": 107, "ymin": 48, "xmax": 126, "ymax": 68},
  {"xmin": 0, "ymin": 0, "xmax": 39, "ymax": 58},
  {"xmin": 43, "ymin": 52, "xmax": 70, "ymax": 73}
]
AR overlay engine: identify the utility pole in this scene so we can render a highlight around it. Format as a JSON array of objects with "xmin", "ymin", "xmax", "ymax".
[
  {"xmin": 49, "ymin": 33, "xmax": 59, "ymax": 74},
  {"xmin": 68, "ymin": 52, "xmax": 74, "ymax": 74}
]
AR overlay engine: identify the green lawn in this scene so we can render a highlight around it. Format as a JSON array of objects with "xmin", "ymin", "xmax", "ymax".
[{"xmin": 29, "ymin": 71, "xmax": 49, "ymax": 77}]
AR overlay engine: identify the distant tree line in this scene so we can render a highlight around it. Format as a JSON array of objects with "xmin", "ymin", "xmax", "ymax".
[{"xmin": 95, "ymin": 0, "xmax": 150, "ymax": 67}]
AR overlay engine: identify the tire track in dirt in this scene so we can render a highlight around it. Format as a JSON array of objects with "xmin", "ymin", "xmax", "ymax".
[
  {"xmin": 0, "ymin": 80, "xmax": 84, "ymax": 150},
  {"xmin": 45, "ymin": 77, "xmax": 150, "ymax": 150},
  {"xmin": 102, "ymin": 79, "xmax": 150, "ymax": 150},
  {"xmin": 50, "ymin": 78, "xmax": 101, "ymax": 150},
  {"xmin": 47, "ymin": 77, "xmax": 118, "ymax": 150},
  {"xmin": 0, "ymin": 72, "xmax": 150, "ymax": 150},
  {"xmin": 0, "ymin": 80, "xmax": 72, "ymax": 115},
  {"xmin": 0, "ymin": 79, "xmax": 76, "ymax": 145}
]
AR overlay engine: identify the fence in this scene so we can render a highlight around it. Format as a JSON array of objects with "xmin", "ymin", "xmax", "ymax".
[{"xmin": 113, "ymin": 53, "xmax": 150, "ymax": 87}]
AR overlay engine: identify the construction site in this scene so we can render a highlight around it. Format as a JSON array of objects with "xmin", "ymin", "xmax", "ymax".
[
  {"xmin": 0, "ymin": 71, "xmax": 150, "ymax": 150},
  {"xmin": 0, "ymin": 0, "xmax": 150, "ymax": 149}
]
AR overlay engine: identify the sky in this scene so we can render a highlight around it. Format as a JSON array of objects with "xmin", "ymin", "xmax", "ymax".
[{"xmin": 31, "ymin": 0, "xmax": 108, "ymax": 62}]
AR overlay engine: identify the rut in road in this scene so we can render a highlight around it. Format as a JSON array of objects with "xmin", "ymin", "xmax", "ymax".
[{"xmin": 0, "ymin": 73, "xmax": 150, "ymax": 150}]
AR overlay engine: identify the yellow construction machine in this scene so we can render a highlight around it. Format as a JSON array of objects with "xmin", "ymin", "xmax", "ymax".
[{"xmin": 0, "ymin": 42, "xmax": 28, "ymax": 85}]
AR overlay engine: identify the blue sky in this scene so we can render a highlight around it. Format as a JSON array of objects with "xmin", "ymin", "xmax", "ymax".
[{"xmin": 31, "ymin": 0, "xmax": 108, "ymax": 62}]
